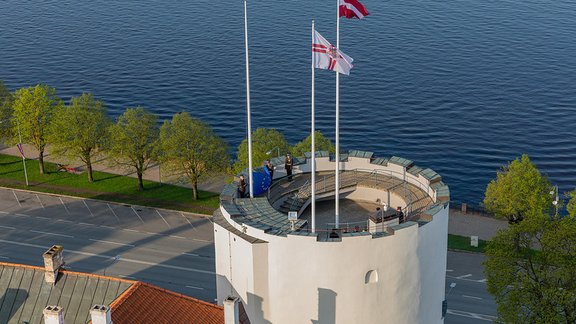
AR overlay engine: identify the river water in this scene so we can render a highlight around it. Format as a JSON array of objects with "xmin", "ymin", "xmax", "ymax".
[{"xmin": 1, "ymin": 0, "xmax": 575, "ymax": 204}]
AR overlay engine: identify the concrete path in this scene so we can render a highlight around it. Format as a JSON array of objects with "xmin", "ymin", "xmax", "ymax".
[{"xmin": 448, "ymin": 209, "xmax": 508, "ymax": 241}]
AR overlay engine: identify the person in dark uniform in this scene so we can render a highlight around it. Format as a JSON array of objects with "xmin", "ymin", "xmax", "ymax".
[
  {"xmin": 237, "ymin": 175, "xmax": 247, "ymax": 198},
  {"xmin": 265, "ymin": 160, "xmax": 274, "ymax": 181},
  {"xmin": 284, "ymin": 153, "xmax": 293, "ymax": 180},
  {"xmin": 396, "ymin": 206, "xmax": 404, "ymax": 223}
]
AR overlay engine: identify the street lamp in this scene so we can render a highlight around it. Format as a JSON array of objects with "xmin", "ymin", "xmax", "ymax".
[
  {"xmin": 0, "ymin": 117, "xmax": 28, "ymax": 186},
  {"xmin": 266, "ymin": 147, "xmax": 280, "ymax": 157},
  {"xmin": 550, "ymin": 185, "xmax": 559, "ymax": 218},
  {"xmin": 443, "ymin": 282, "xmax": 457, "ymax": 319}
]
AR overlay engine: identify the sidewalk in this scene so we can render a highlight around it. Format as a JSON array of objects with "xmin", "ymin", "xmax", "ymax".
[
  {"xmin": 448, "ymin": 208, "xmax": 508, "ymax": 240},
  {"xmin": 0, "ymin": 143, "xmax": 229, "ymax": 193}
]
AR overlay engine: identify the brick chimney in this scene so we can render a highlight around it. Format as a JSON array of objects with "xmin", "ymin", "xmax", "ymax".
[
  {"xmin": 90, "ymin": 304, "xmax": 113, "ymax": 324},
  {"xmin": 43, "ymin": 245, "xmax": 64, "ymax": 285},
  {"xmin": 224, "ymin": 296, "xmax": 239, "ymax": 324},
  {"xmin": 43, "ymin": 305, "xmax": 64, "ymax": 324}
]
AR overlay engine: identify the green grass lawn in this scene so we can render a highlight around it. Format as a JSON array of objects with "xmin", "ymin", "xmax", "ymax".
[
  {"xmin": 0, "ymin": 154, "xmax": 220, "ymax": 214},
  {"xmin": 448, "ymin": 234, "xmax": 487, "ymax": 253}
]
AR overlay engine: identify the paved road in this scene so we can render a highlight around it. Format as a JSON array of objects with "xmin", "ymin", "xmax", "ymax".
[
  {"xmin": 0, "ymin": 187, "xmax": 499, "ymax": 321},
  {"xmin": 0, "ymin": 187, "xmax": 217, "ymax": 302},
  {"xmin": 445, "ymin": 251, "xmax": 498, "ymax": 323}
]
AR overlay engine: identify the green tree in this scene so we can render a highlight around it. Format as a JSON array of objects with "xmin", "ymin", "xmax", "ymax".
[
  {"xmin": 160, "ymin": 112, "xmax": 229, "ymax": 200},
  {"xmin": 107, "ymin": 107, "xmax": 158, "ymax": 191},
  {"xmin": 566, "ymin": 190, "xmax": 576, "ymax": 218},
  {"xmin": 48, "ymin": 93, "xmax": 111, "ymax": 183},
  {"xmin": 484, "ymin": 154, "xmax": 553, "ymax": 223},
  {"xmin": 12, "ymin": 85, "xmax": 63, "ymax": 174},
  {"xmin": 485, "ymin": 213, "xmax": 576, "ymax": 323},
  {"xmin": 0, "ymin": 81, "xmax": 13, "ymax": 141},
  {"xmin": 234, "ymin": 128, "xmax": 289, "ymax": 173},
  {"xmin": 291, "ymin": 131, "xmax": 335, "ymax": 157}
]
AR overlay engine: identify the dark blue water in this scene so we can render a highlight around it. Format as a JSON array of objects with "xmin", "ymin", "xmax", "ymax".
[{"xmin": 2, "ymin": 0, "xmax": 576, "ymax": 204}]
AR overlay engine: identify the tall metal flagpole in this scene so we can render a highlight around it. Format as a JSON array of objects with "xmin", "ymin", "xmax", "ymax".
[
  {"xmin": 17, "ymin": 121, "xmax": 29, "ymax": 186},
  {"xmin": 244, "ymin": 0, "xmax": 254, "ymax": 198},
  {"xmin": 311, "ymin": 20, "xmax": 316, "ymax": 233},
  {"xmin": 334, "ymin": 0, "xmax": 340, "ymax": 228}
]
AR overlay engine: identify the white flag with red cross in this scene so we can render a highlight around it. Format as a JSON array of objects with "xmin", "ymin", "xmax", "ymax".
[{"xmin": 312, "ymin": 30, "xmax": 354, "ymax": 75}]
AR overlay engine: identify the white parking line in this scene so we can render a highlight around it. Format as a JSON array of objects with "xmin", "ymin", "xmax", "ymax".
[
  {"xmin": 155, "ymin": 210, "xmax": 171, "ymax": 229},
  {"xmin": 185, "ymin": 285, "xmax": 205, "ymax": 290},
  {"xmin": 0, "ymin": 211, "xmax": 8, "ymax": 214},
  {"xmin": 447, "ymin": 309, "xmax": 497, "ymax": 322},
  {"xmin": 107, "ymin": 204, "xmax": 121, "ymax": 223},
  {"xmin": 0, "ymin": 256, "xmax": 9, "ymax": 259},
  {"xmin": 12, "ymin": 190, "xmax": 21, "ymax": 207},
  {"xmin": 123, "ymin": 229, "xmax": 139, "ymax": 233},
  {"xmin": 83, "ymin": 200, "xmax": 94, "ymax": 217},
  {"xmin": 59, "ymin": 197, "xmax": 71, "ymax": 216},
  {"xmin": 182, "ymin": 252, "xmax": 199, "ymax": 257},
  {"xmin": 131, "ymin": 206, "xmax": 145, "ymax": 224},
  {"xmin": 29, "ymin": 230, "xmax": 74, "ymax": 238},
  {"xmin": 35, "ymin": 216, "xmax": 50, "ymax": 220},
  {"xmin": 462, "ymin": 295, "xmax": 483, "ymax": 300},
  {"xmin": 56, "ymin": 219, "xmax": 73, "ymax": 223},
  {"xmin": 180, "ymin": 212, "xmax": 198, "ymax": 232},
  {"xmin": 0, "ymin": 239, "xmax": 216, "ymax": 275},
  {"xmin": 89, "ymin": 239, "xmax": 135, "ymax": 247},
  {"xmin": 36, "ymin": 194, "xmax": 45, "ymax": 209},
  {"xmin": 456, "ymin": 274, "xmax": 472, "ymax": 279},
  {"xmin": 0, "ymin": 225, "xmax": 16, "ymax": 230},
  {"xmin": 118, "ymin": 275, "xmax": 137, "ymax": 280},
  {"xmin": 446, "ymin": 269, "xmax": 454, "ymax": 272}
]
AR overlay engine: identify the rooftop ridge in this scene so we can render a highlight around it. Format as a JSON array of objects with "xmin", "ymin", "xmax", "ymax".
[{"xmin": 0, "ymin": 261, "xmax": 136, "ymax": 284}]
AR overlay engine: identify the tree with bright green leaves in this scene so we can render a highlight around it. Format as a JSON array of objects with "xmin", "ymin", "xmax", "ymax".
[
  {"xmin": 159, "ymin": 112, "xmax": 228, "ymax": 200},
  {"xmin": 12, "ymin": 85, "xmax": 63, "ymax": 174},
  {"xmin": 234, "ymin": 128, "xmax": 289, "ymax": 173},
  {"xmin": 48, "ymin": 93, "xmax": 111, "ymax": 183},
  {"xmin": 483, "ymin": 154, "xmax": 553, "ymax": 224},
  {"xmin": 484, "ymin": 212, "xmax": 576, "ymax": 323},
  {"xmin": 291, "ymin": 131, "xmax": 335, "ymax": 157},
  {"xmin": 0, "ymin": 81, "xmax": 13, "ymax": 141},
  {"xmin": 107, "ymin": 107, "xmax": 158, "ymax": 191},
  {"xmin": 566, "ymin": 190, "xmax": 576, "ymax": 218}
]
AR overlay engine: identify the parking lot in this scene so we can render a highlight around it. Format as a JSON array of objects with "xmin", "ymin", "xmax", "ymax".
[{"xmin": 0, "ymin": 187, "xmax": 217, "ymax": 300}]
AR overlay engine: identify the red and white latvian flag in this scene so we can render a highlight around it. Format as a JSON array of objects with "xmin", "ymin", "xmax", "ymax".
[
  {"xmin": 339, "ymin": 0, "xmax": 370, "ymax": 19},
  {"xmin": 313, "ymin": 30, "xmax": 354, "ymax": 75}
]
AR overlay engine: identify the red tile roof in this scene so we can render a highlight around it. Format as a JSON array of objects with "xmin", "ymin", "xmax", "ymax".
[{"xmin": 110, "ymin": 282, "xmax": 224, "ymax": 324}]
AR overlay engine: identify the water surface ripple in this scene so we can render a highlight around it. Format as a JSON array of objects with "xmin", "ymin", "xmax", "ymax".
[{"xmin": 1, "ymin": 0, "xmax": 576, "ymax": 204}]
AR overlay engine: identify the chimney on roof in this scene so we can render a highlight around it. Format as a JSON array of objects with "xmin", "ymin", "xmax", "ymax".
[
  {"xmin": 90, "ymin": 305, "xmax": 113, "ymax": 324},
  {"xmin": 224, "ymin": 296, "xmax": 240, "ymax": 324},
  {"xmin": 43, "ymin": 305, "xmax": 64, "ymax": 324},
  {"xmin": 43, "ymin": 245, "xmax": 64, "ymax": 285}
]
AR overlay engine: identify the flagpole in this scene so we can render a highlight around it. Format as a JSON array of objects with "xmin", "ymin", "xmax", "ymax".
[
  {"xmin": 17, "ymin": 120, "xmax": 29, "ymax": 186},
  {"xmin": 244, "ymin": 0, "xmax": 254, "ymax": 198},
  {"xmin": 311, "ymin": 20, "xmax": 316, "ymax": 234},
  {"xmin": 335, "ymin": 0, "xmax": 340, "ymax": 229}
]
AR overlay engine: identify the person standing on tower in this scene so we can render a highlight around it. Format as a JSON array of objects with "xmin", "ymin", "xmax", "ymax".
[
  {"xmin": 284, "ymin": 153, "xmax": 294, "ymax": 180},
  {"xmin": 265, "ymin": 159, "xmax": 274, "ymax": 181}
]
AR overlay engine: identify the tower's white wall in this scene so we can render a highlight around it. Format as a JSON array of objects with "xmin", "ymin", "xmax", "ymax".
[
  {"xmin": 217, "ymin": 210, "xmax": 448, "ymax": 324},
  {"xmin": 217, "ymin": 155, "xmax": 449, "ymax": 324}
]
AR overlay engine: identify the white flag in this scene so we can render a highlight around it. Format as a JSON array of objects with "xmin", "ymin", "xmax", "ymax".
[{"xmin": 312, "ymin": 30, "xmax": 354, "ymax": 75}]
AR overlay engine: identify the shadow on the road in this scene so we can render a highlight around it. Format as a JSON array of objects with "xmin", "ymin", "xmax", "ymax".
[{"xmin": 0, "ymin": 193, "xmax": 216, "ymax": 301}]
